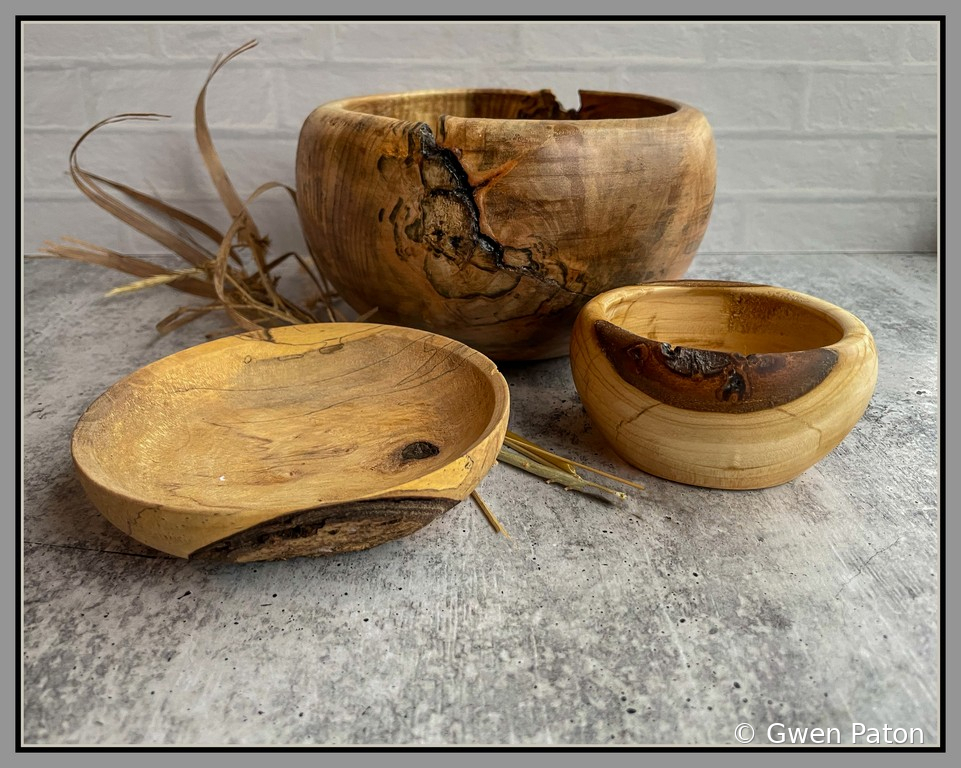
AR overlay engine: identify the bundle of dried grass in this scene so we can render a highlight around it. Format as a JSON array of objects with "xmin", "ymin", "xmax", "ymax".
[
  {"xmin": 38, "ymin": 40, "xmax": 643, "ymax": 530},
  {"xmin": 40, "ymin": 41, "xmax": 340, "ymax": 335}
]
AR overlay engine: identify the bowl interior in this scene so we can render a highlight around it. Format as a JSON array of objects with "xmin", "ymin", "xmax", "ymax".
[
  {"xmin": 339, "ymin": 89, "xmax": 678, "ymax": 133},
  {"xmin": 604, "ymin": 285, "xmax": 845, "ymax": 355},
  {"xmin": 73, "ymin": 324, "xmax": 505, "ymax": 513}
]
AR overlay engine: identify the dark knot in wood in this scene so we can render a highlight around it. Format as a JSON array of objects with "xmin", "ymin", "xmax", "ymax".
[{"xmin": 401, "ymin": 441, "xmax": 441, "ymax": 461}]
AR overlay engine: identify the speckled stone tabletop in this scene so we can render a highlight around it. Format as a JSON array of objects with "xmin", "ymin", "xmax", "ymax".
[{"xmin": 22, "ymin": 253, "xmax": 939, "ymax": 746}]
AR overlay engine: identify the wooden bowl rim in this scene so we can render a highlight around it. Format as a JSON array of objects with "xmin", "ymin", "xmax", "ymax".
[
  {"xmin": 578, "ymin": 280, "xmax": 873, "ymax": 354},
  {"xmin": 312, "ymin": 87, "xmax": 702, "ymax": 128},
  {"xmin": 71, "ymin": 322, "xmax": 511, "ymax": 516}
]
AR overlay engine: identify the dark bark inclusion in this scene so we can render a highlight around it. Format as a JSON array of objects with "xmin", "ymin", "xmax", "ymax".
[
  {"xmin": 385, "ymin": 123, "xmax": 587, "ymax": 304},
  {"xmin": 190, "ymin": 497, "xmax": 456, "ymax": 562},
  {"xmin": 595, "ymin": 319, "xmax": 838, "ymax": 414}
]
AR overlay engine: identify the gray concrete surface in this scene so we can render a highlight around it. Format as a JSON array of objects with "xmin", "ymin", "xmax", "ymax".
[{"xmin": 22, "ymin": 253, "xmax": 939, "ymax": 746}]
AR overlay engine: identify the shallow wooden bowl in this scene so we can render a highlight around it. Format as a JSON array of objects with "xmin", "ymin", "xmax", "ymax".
[
  {"xmin": 72, "ymin": 323, "xmax": 510, "ymax": 561},
  {"xmin": 296, "ymin": 89, "xmax": 715, "ymax": 361},
  {"xmin": 570, "ymin": 281, "xmax": 878, "ymax": 489}
]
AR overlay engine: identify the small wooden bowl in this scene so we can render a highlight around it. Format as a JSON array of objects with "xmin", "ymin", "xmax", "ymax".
[
  {"xmin": 72, "ymin": 323, "xmax": 510, "ymax": 561},
  {"xmin": 570, "ymin": 281, "xmax": 878, "ymax": 489},
  {"xmin": 296, "ymin": 89, "xmax": 715, "ymax": 361}
]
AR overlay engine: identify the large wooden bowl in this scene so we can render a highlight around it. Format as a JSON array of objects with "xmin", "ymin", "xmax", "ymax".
[
  {"xmin": 570, "ymin": 281, "xmax": 878, "ymax": 489},
  {"xmin": 296, "ymin": 89, "xmax": 716, "ymax": 360},
  {"xmin": 72, "ymin": 323, "xmax": 510, "ymax": 561}
]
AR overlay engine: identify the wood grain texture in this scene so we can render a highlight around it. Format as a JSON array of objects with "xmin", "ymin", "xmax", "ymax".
[
  {"xmin": 296, "ymin": 89, "xmax": 716, "ymax": 361},
  {"xmin": 71, "ymin": 323, "xmax": 510, "ymax": 559},
  {"xmin": 570, "ymin": 281, "xmax": 878, "ymax": 489}
]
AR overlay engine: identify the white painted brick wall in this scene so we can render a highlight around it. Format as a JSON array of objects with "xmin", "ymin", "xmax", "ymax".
[
  {"xmin": 717, "ymin": 137, "xmax": 886, "ymax": 193},
  {"xmin": 332, "ymin": 23, "xmax": 525, "ymax": 62},
  {"xmin": 23, "ymin": 20, "xmax": 938, "ymax": 259},
  {"xmin": 711, "ymin": 23, "xmax": 901, "ymax": 63},
  {"xmin": 518, "ymin": 22, "xmax": 709, "ymax": 61},
  {"xmin": 806, "ymin": 71, "xmax": 938, "ymax": 132},
  {"xmin": 619, "ymin": 66, "xmax": 807, "ymax": 131}
]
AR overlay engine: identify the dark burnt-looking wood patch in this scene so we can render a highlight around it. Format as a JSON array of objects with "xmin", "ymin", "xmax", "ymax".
[
  {"xmin": 384, "ymin": 123, "xmax": 578, "ymax": 302},
  {"xmin": 594, "ymin": 320, "xmax": 838, "ymax": 414},
  {"xmin": 190, "ymin": 497, "xmax": 456, "ymax": 562}
]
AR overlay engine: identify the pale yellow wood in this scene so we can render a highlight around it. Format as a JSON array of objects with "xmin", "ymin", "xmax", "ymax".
[
  {"xmin": 72, "ymin": 323, "xmax": 510, "ymax": 560},
  {"xmin": 296, "ymin": 89, "xmax": 716, "ymax": 360},
  {"xmin": 570, "ymin": 282, "xmax": 878, "ymax": 490}
]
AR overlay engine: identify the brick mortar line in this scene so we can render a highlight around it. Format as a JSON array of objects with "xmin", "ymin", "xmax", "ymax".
[
  {"xmin": 718, "ymin": 193, "xmax": 936, "ymax": 202},
  {"xmin": 22, "ymin": 59, "xmax": 940, "ymax": 72},
  {"xmin": 797, "ymin": 68, "xmax": 814, "ymax": 133},
  {"xmin": 712, "ymin": 130, "xmax": 938, "ymax": 139},
  {"xmin": 22, "ymin": 127, "xmax": 302, "ymax": 140}
]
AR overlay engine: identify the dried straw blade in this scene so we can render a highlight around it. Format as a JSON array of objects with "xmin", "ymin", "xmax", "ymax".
[
  {"xmin": 42, "ymin": 39, "xmax": 338, "ymax": 335},
  {"xmin": 192, "ymin": 39, "xmax": 337, "ymax": 324},
  {"xmin": 104, "ymin": 268, "xmax": 207, "ymax": 297},
  {"xmin": 195, "ymin": 39, "xmax": 264, "ymax": 256},
  {"xmin": 496, "ymin": 446, "xmax": 627, "ymax": 502},
  {"xmin": 471, "ymin": 490, "xmax": 510, "ymax": 538},
  {"xmin": 503, "ymin": 430, "xmax": 578, "ymax": 474},
  {"xmin": 156, "ymin": 303, "xmax": 223, "ymax": 335},
  {"xmin": 85, "ymin": 171, "xmax": 243, "ymax": 266},
  {"xmin": 65, "ymin": 114, "xmax": 223, "ymax": 270},
  {"xmin": 504, "ymin": 430, "xmax": 645, "ymax": 491},
  {"xmin": 210, "ymin": 182, "xmax": 319, "ymax": 331},
  {"xmin": 40, "ymin": 238, "xmax": 219, "ymax": 300}
]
